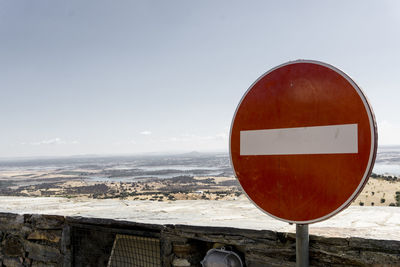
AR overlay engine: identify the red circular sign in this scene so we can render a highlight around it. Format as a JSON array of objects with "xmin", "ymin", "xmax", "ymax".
[{"xmin": 230, "ymin": 60, "xmax": 377, "ymax": 224}]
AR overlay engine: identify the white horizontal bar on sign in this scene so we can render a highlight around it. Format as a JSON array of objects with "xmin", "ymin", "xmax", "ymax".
[{"xmin": 240, "ymin": 124, "xmax": 358, "ymax": 155}]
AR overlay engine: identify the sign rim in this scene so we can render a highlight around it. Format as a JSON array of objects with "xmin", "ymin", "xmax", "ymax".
[{"xmin": 229, "ymin": 59, "xmax": 378, "ymax": 224}]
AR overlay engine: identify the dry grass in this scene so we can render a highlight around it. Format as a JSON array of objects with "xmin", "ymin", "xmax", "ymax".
[{"xmin": 352, "ymin": 178, "xmax": 400, "ymax": 206}]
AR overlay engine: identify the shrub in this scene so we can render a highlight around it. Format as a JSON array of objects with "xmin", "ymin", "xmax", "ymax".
[
  {"xmin": 234, "ymin": 191, "xmax": 242, "ymax": 197},
  {"xmin": 396, "ymin": 193, "xmax": 400, "ymax": 206}
]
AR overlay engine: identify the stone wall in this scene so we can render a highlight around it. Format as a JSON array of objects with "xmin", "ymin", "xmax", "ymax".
[
  {"xmin": 164, "ymin": 225, "xmax": 400, "ymax": 266},
  {"xmin": 0, "ymin": 213, "xmax": 70, "ymax": 267},
  {"xmin": 0, "ymin": 212, "xmax": 399, "ymax": 266}
]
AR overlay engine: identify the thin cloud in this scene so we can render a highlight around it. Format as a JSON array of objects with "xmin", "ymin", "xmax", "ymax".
[
  {"xmin": 140, "ymin": 131, "xmax": 152, "ymax": 135},
  {"xmin": 21, "ymin": 138, "xmax": 78, "ymax": 146},
  {"xmin": 34, "ymin": 138, "xmax": 65, "ymax": 145}
]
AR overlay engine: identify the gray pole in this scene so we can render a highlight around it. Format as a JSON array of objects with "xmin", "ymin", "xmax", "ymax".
[{"xmin": 296, "ymin": 224, "xmax": 309, "ymax": 267}]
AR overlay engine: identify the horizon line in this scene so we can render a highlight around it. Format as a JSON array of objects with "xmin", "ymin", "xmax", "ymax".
[
  {"xmin": 0, "ymin": 144, "xmax": 399, "ymax": 161},
  {"xmin": 0, "ymin": 149, "xmax": 229, "ymax": 161}
]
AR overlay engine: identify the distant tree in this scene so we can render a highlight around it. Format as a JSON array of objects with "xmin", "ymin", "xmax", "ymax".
[{"xmin": 396, "ymin": 192, "xmax": 400, "ymax": 206}]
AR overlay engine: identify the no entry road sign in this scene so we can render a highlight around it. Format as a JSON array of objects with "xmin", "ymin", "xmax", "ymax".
[{"xmin": 230, "ymin": 60, "xmax": 377, "ymax": 224}]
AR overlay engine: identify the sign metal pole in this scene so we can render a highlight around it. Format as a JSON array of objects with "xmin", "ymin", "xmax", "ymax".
[{"xmin": 296, "ymin": 224, "xmax": 309, "ymax": 267}]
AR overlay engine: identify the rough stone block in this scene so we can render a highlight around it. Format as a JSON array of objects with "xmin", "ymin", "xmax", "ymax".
[
  {"xmin": 31, "ymin": 260, "xmax": 57, "ymax": 267},
  {"xmin": 3, "ymin": 235, "xmax": 24, "ymax": 257},
  {"xmin": 24, "ymin": 241, "xmax": 61, "ymax": 262},
  {"xmin": 27, "ymin": 230, "xmax": 61, "ymax": 243},
  {"xmin": 173, "ymin": 243, "xmax": 192, "ymax": 258},
  {"xmin": 310, "ymin": 248, "xmax": 362, "ymax": 266},
  {"xmin": 26, "ymin": 215, "xmax": 65, "ymax": 230},
  {"xmin": 245, "ymin": 254, "xmax": 295, "ymax": 267},
  {"xmin": 348, "ymin": 237, "xmax": 400, "ymax": 252},
  {"xmin": 60, "ymin": 226, "xmax": 70, "ymax": 254},
  {"xmin": 172, "ymin": 257, "xmax": 190, "ymax": 267},
  {"xmin": 0, "ymin": 214, "xmax": 24, "ymax": 231},
  {"xmin": 2, "ymin": 256, "xmax": 24, "ymax": 267},
  {"xmin": 359, "ymin": 250, "xmax": 400, "ymax": 265},
  {"xmin": 20, "ymin": 226, "xmax": 33, "ymax": 238},
  {"xmin": 245, "ymin": 247, "xmax": 295, "ymax": 263},
  {"xmin": 310, "ymin": 235, "xmax": 348, "ymax": 247},
  {"xmin": 60, "ymin": 226, "xmax": 71, "ymax": 267}
]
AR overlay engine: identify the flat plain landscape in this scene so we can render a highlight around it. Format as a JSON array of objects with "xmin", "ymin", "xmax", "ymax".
[{"xmin": 0, "ymin": 151, "xmax": 399, "ymax": 206}]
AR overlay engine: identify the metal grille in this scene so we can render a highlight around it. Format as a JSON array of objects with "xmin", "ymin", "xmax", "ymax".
[
  {"xmin": 107, "ymin": 234, "xmax": 161, "ymax": 267},
  {"xmin": 72, "ymin": 226, "xmax": 116, "ymax": 267}
]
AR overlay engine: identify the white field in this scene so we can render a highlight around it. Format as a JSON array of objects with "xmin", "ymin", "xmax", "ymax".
[{"xmin": 0, "ymin": 196, "xmax": 399, "ymax": 241}]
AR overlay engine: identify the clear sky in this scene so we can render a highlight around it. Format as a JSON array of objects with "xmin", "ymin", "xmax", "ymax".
[{"xmin": 1, "ymin": 1, "xmax": 400, "ymax": 158}]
